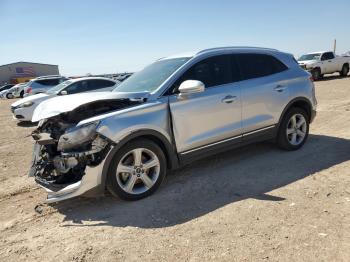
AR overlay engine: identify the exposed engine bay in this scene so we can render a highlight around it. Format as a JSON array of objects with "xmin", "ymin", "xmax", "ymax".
[{"xmin": 29, "ymin": 98, "xmax": 142, "ymax": 191}]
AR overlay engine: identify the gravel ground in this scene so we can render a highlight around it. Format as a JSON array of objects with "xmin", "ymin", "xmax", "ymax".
[{"xmin": 0, "ymin": 75, "xmax": 349, "ymax": 261}]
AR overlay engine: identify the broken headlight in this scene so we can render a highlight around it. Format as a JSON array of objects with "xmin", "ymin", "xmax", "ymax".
[{"xmin": 57, "ymin": 121, "xmax": 99, "ymax": 151}]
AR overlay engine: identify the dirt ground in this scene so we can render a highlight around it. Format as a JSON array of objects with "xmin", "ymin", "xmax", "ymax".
[{"xmin": 0, "ymin": 75, "xmax": 349, "ymax": 262}]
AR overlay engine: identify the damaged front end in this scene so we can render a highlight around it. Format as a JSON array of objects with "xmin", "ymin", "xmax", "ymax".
[{"xmin": 29, "ymin": 98, "xmax": 142, "ymax": 202}]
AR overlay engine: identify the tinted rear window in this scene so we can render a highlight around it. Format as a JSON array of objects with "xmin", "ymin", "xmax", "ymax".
[
  {"xmin": 236, "ymin": 54, "xmax": 288, "ymax": 81},
  {"xmin": 36, "ymin": 79, "xmax": 61, "ymax": 86}
]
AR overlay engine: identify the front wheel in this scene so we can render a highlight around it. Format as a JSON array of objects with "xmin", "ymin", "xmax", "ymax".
[
  {"xmin": 340, "ymin": 64, "xmax": 349, "ymax": 77},
  {"xmin": 277, "ymin": 108, "xmax": 309, "ymax": 150},
  {"xmin": 20, "ymin": 91, "xmax": 24, "ymax": 98},
  {"xmin": 6, "ymin": 93, "xmax": 13, "ymax": 99},
  {"xmin": 106, "ymin": 139, "xmax": 167, "ymax": 200},
  {"xmin": 311, "ymin": 68, "xmax": 321, "ymax": 81}
]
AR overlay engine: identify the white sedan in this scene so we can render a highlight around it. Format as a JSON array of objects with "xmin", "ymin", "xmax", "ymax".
[
  {"xmin": 11, "ymin": 77, "xmax": 118, "ymax": 122},
  {"xmin": 1, "ymin": 83, "xmax": 28, "ymax": 99}
]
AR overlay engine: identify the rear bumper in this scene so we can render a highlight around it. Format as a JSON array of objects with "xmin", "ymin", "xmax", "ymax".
[{"xmin": 310, "ymin": 109, "xmax": 317, "ymax": 123}]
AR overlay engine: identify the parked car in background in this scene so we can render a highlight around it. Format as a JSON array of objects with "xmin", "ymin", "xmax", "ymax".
[
  {"xmin": 298, "ymin": 51, "xmax": 350, "ymax": 80},
  {"xmin": 23, "ymin": 75, "xmax": 68, "ymax": 96},
  {"xmin": 114, "ymin": 73, "xmax": 132, "ymax": 82},
  {"xmin": 0, "ymin": 88, "xmax": 12, "ymax": 99},
  {"xmin": 29, "ymin": 46, "xmax": 317, "ymax": 203},
  {"xmin": 0, "ymin": 83, "xmax": 28, "ymax": 99},
  {"xmin": 0, "ymin": 84, "xmax": 15, "ymax": 92},
  {"xmin": 12, "ymin": 82, "xmax": 30, "ymax": 98},
  {"xmin": 11, "ymin": 77, "xmax": 118, "ymax": 122}
]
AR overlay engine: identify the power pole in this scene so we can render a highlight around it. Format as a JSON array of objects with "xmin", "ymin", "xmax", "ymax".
[{"xmin": 333, "ymin": 39, "xmax": 337, "ymax": 53}]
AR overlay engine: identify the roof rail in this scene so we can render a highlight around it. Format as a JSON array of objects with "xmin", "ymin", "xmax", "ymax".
[
  {"xmin": 35, "ymin": 75, "xmax": 62, "ymax": 79},
  {"xmin": 197, "ymin": 46, "xmax": 279, "ymax": 55}
]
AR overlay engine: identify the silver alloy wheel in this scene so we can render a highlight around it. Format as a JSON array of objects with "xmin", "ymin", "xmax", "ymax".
[
  {"xmin": 116, "ymin": 148, "xmax": 160, "ymax": 195},
  {"xmin": 286, "ymin": 114, "xmax": 307, "ymax": 146}
]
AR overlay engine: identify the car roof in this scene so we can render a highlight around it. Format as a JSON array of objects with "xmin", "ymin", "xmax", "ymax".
[
  {"xmin": 66, "ymin": 77, "xmax": 117, "ymax": 83},
  {"xmin": 161, "ymin": 46, "xmax": 281, "ymax": 60},
  {"xmin": 305, "ymin": 51, "xmax": 331, "ymax": 54}
]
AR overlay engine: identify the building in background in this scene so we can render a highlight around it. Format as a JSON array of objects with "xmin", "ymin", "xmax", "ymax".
[{"xmin": 0, "ymin": 62, "xmax": 59, "ymax": 85}]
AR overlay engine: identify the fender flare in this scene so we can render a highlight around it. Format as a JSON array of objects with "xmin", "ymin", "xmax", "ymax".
[
  {"xmin": 276, "ymin": 97, "xmax": 313, "ymax": 130},
  {"xmin": 99, "ymin": 129, "xmax": 179, "ymax": 191}
]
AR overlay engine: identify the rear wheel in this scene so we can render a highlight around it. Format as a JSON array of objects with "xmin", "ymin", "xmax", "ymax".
[
  {"xmin": 340, "ymin": 64, "xmax": 349, "ymax": 77},
  {"xmin": 311, "ymin": 68, "xmax": 321, "ymax": 81},
  {"xmin": 20, "ymin": 91, "xmax": 24, "ymax": 98},
  {"xmin": 277, "ymin": 108, "xmax": 309, "ymax": 150},
  {"xmin": 106, "ymin": 139, "xmax": 167, "ymax": 200}
]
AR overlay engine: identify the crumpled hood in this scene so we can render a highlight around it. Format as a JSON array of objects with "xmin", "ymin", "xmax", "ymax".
[
  {"xmin": 32, "ymin": 91, "xmax": 150, "ymax": 122},
  {"xmin": 11, "ymin": 93, "xmax": 49, "ymax": 107}
]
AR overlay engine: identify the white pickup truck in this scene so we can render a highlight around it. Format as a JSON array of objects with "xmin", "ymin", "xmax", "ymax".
[{"xmin": 297, "ymin": 51, "xmax": 350, "ymax": 80}]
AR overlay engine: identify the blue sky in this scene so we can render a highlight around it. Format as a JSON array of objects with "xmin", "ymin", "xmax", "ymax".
[{"xmin": 1, "ymin": 0, "xmax": 349, "ymax": 75}]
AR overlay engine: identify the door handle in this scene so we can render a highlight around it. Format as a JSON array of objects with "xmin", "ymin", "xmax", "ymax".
[
  {"xmin": 274, "ymin": 85, "xmax": 286, "ymax": 92},
  {"xmin": 222, "ymin": 95, "xmax": 236, "ymax": 103}
]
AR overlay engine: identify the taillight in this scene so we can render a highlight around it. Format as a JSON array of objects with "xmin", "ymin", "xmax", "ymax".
[
  {"xmin": 26, "ymin": 87, "xmax": 32, "ymax": 93},
  {"xmin": 309, "ymin": 76, "xmax": 314, "ymax": 82}
]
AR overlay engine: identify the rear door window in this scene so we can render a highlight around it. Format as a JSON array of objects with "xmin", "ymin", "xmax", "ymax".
[{"xmin": 236, "ymin": 53, "xmax": 288, "ymax": 81}]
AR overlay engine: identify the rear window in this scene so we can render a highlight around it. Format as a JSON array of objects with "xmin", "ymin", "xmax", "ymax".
[
  {"xmin": 36, "ymin": 78, "xmax": 61, "ymax": 86},
  {"xmin": 236, "ymin": 54, "xmax": 288, "ymax": 81}
]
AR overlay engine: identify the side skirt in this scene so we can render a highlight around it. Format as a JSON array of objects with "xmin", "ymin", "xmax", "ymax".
[{"xmin": 178, "ymin": 125, "xmax": 277, "ymax": 165}]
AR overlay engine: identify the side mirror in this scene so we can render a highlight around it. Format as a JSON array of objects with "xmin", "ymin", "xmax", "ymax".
[
  {"xmin": 60, "ymin": 90, "xmax": 67, "ymax": 95},
  {"xmin": 178, "ymin": 80, "xmax": 205, "ymax": 95}
]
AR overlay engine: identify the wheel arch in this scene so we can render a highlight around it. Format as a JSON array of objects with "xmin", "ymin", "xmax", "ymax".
[
  {"xmin": 277, "ymin": 97, "xmax": 313, "ymax": 129},
  {"xmin": 100, "ymin": 129, "xmax": 179, "ymax": 192}
]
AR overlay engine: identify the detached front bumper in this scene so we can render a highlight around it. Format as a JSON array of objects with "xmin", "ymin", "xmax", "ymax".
[
  {"xmin": 37, "ymin": 154, "xmax": 109, "ymax": 203},
  {"xmin": 30, "ymin": 138, "xmax": 113, "ymax": 203}
]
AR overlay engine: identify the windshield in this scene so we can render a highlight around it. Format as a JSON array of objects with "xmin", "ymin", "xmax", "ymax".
[
  {"xmin": 298, "ymin": 53, "xmax": 321, "ymax": 61},
  {"xmin": 46, "ymin": 80, "xmax": 72, "ymax": 94},
  {"xmin": 113, "ymin": 57, "xmax": 190, "ymax": 93}
]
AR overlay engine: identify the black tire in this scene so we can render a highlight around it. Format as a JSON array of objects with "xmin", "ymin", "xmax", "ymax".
[
  {"xmin": 340, "ymin": 64, "xmax": 349, "ymax": 77},
  {"xmin": 20, "ymin": 91, "xmax": 24, "ymax": 98},
  {"xmin": 106, "ymin": 139, "xmax": 167, "ymax": 200},
  {"xmin": 277, "ymin": 107, "xmax": 309, "ymax": 151},
  {"xmin": 6, "ymin": 93, "xmax": 13, "ymax": 99},
  {"xmin": 311, "ymin": 68, "xmax": 321, "ymax": 81}
]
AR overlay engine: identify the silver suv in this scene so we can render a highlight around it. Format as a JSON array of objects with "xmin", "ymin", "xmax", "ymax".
[{"xmin": 29, "ymin": 47, "xmax": 317, "ymax": 202}]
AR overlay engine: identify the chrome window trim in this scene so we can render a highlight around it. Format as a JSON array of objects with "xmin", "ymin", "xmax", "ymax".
[{"xmin": 242, "ymin": 125, "xmax": 276, "ymax": 137}]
